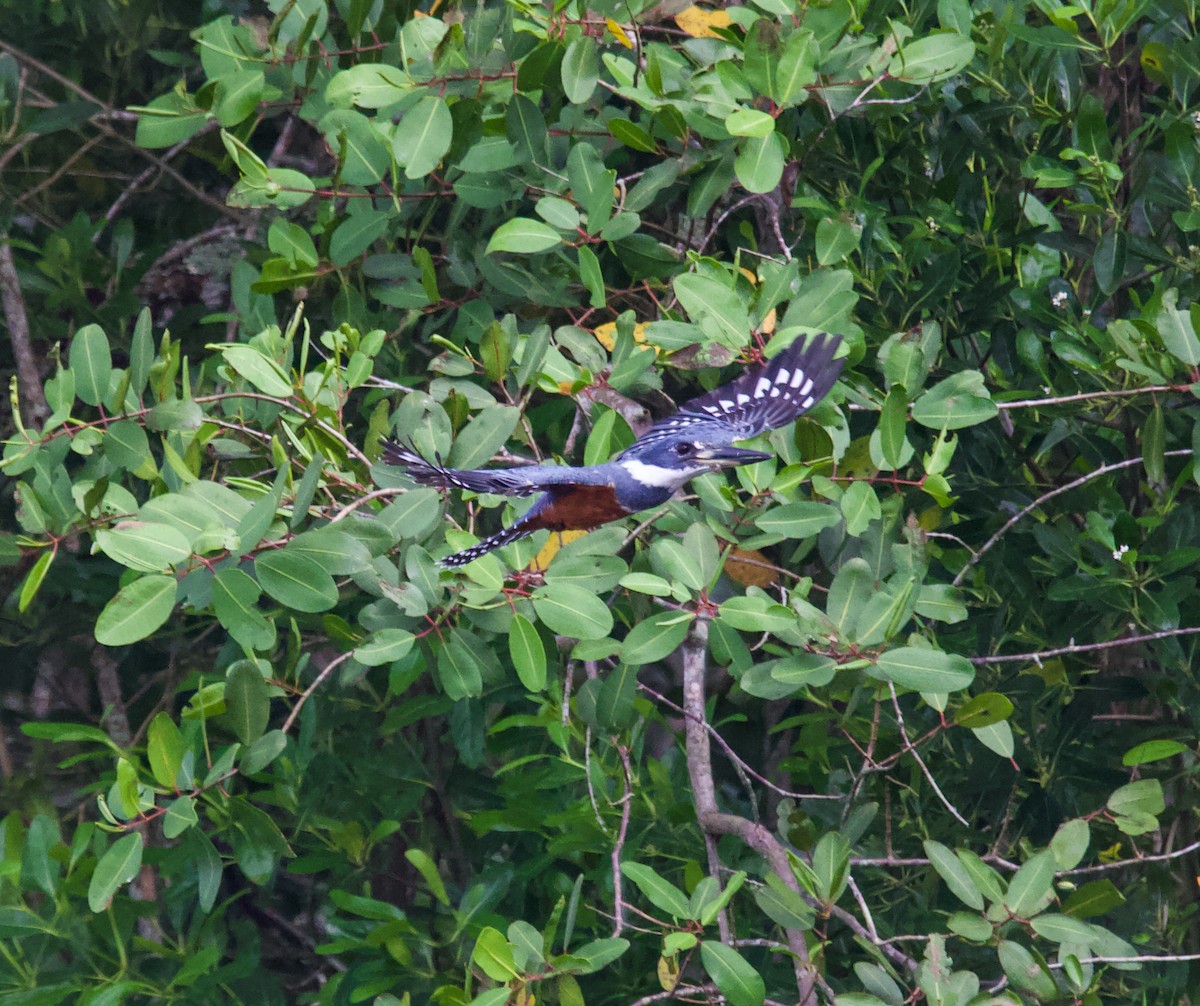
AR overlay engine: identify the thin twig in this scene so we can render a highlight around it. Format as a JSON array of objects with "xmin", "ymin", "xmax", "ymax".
[
  {"xmin": 281, "ymin": 652, "xmax": 353, "ymax": 734},
  {"xmin": 952, "ymin": 450, "xmax": 1193, "ymax": 587},
  {"xmin": 970, "ymin": 626, "xmax": 1200, "ymax": 664},
  {"xmin": 611, "ymin": 742, "xmax": 634, "ymax": 937},
  {"xmin": 888, "ymin": 683, "xmax": 970, "ymax": 828},
  {"xmin": 997, "ymin": 385, "xmax": 1186, "ymax": 409}
]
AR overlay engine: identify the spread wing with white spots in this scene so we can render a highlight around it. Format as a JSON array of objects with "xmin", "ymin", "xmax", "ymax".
[{"xmin": 636, "ymin": 333, "xmax": 844, "ymax": 447}]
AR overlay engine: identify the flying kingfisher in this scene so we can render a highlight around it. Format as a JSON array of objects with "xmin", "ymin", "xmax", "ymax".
[{"xmin": 383, "ymin": 333, "xmax": 844, "ymax": 567}]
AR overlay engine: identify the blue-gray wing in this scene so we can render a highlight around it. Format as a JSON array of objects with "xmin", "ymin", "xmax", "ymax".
[
  {"xmin": 381, "ymin": 439, "xmax": 590, "ymax": 496},
  {"xmin": 638, "ymin": 333, "xmax": 844, "ymax": 446}
]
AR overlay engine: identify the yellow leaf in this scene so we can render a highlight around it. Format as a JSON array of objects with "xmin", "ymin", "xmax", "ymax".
[
  {"xmin": 593, "ymin": 321, "xmax": 649, "ymax": 351},
  {"xmin": 725, "ymin": 548, "xmax": 777, "ymax": 588},
  {"xmin": 761, "ymin": 306, "xmax": 776, "ymax": 334},
  {"xmin": 529, "ymin": 530, "xmax": 589, "ymax": 571},
  {"xmin": 657, "ymin": 953, "xmax": 680, "ymax": 990},
  {"xmin": 606, "ymin": 17, "xmax": 635, "ymax": 48},
  {"xmin": 674, "ymin": 6, "xmax": 732, "ymax": 38}
]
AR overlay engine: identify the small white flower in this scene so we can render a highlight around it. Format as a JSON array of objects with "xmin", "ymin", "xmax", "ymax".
[
  {"xmin": 1113, "ymin": 544, "xmax": 1129, "ymax": 560},
  {"xmin": 1051, "ymin": 290, "xmax": 1069, "ymax": 308}
]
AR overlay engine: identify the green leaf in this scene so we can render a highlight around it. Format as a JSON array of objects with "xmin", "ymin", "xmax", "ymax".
[
  {"xmin": 840, "ymin": 481, "xmax": 881, "ymax": 536},
  {"xmin": 267, "ymin": 217, "xmax": 318, "ymax": 268},
  {"xmin": 326, "ymin": 63, "xmax": 410, "ymax": 109},
  {"xmin": 96, "ymin": 521, "xmax": 191, "ymax": 572},
  {"xmin": 699, "ymin": 941, "xmax": 766, "ymax": 1006},
  {"xmin": 595, "ymin": 662, "xmax": 637, "ymax": 730},
  {"xmin": 105, "ymin": 419, "xmax": 151, "ymax": 470},
  {"xmin": 578, "ymin": 245, "xmax": 606, "ymax": 308},
  {"xmin": 972, "ymin": 720, "xmax": 1014, "ymax": 758},
  {"xmin": 1004, "ymin": 850, "xmax": 1056, "ymax": 917},
  {"xmin": 1159, "ymin": 291, "xmax": 1200, "ymax": 364},
  {"xmin": 997, "ymin": 939, "xmax": 1057, "ymax": 998},
  {"xmin": 1094, "ymin": 229, "xmax": 1126, "ymax": 295},
  {"xmin": 286, "ymin": 527, "xmax": 373, "ymax": 575},
  {"xmin": 561, "ymin": 36, "xmax": 599, "ymax": 103},
  {"xmin": 319, "ymin": 108, "xmax": 390, "ymax": 185},
  {"xmin": 725, "ymin": 108, "xmax": 775, "ymax": 137},
  {"xmin": 735, "ymin": 131, "xmax": 786, "ymax": 194},
  {"xmin": 506, "ymin": 93, "xmax": 548, "ymax": 162},
  {"xmin": 212, "ymin": 567, "xmax": 275, "ymax": 652},
  {"xmin": 621, "ymin": 611, "xmax": 691, "ymax": 665},
  {"xmin": 21, "ymin": 814, "xmax": 60, "ymax": 898},
  {"xmin": 254, "ymin": 551, "xmax": 339, "ymax": 613},
  {"xmin": 509, "ymin": 613, "xmax": 547, "ymax": 691},
  {"xmin": 88, "ymin": 833, "xmax": 143, "ymax": 912},
  {"xmin": 1049, "ymin": 819, "xmax": 1090, "ymax": 871},
  {"xmin": 567, "ymin": 142, "xmax": 615, "ymax": 232},
  {"xmin": 755, "ymin": 501, "xmax": 840, "ymax": 539},
  {"xmin": 564, "ymin": 937, "xmax": 629, "ymax": 974},
  {"xmin": 1063, "ymin": 879, "xmax": 1125, "ymax": 918},
  {"xmin": 241, "ymin": 730, "xmax": 286, "ymax": 774},
  {"xmin": 225, "ymin": 660, "xmax": 270, "ymax": 744},
  {"xmin": 815, "ymin": 216, "xmax": 860, "ymax": 265},
  {"xmin": 448, "ymin": 405, "xmax": 521, "ymax": 469},
  {"xmin": 911, "ymin": 371, "xmax": 998, "ymax": 430},
  {"xmin": 355, "ymin": 628, "xmax": 415, "ymax": 667},
  {"xmin": 406, "ymin": 848, "xmax": 450, "ymax": 905},
  {"xmin": 811, "ymin": 832, "xmax": 850, "ymax": 903},
  {"xmin": 473, "ymin": 927, "xmax": 518, "ymax": 981},
  {"xmin": 485, "ymin": 217, "xmax": 564, "ymax": 254},
  {"xmin": 95, "ymin": 574, "xmax": 178, "ymax": 646},
  {"xmin": 953, "ymin": 692, "xmax": 1014, "ymax": 729},
  {"xmin": 226, "ymin": 166, "xmax": 315, "ymax": 208},
  {"xmin": 18, "ymin": 549, "xmax": 54, "ymax": 613},
  {"xmin": 825, "ymin": 558, "xmax": 873, "ymax": 634},
  {"xmin": 877, "ymin": 386, "xmax": 909, "ymax": 469},
  {"xmin": 71, "ymin": 324, "xmax": 112, "ymax": 407},
  {"xmin": 147, "ymin": 713, "xmax": 186, "ymax": 788},
  {"xmin": 330, "ymin": 202, "xmax": 389, "ymax": 265},
  {"xmin": 924, "ymin": 840, "xmax": 984, "ymax": 909},
  {"xmin": 776, "ymin": 29, "xmax": 818, "ymax": 105},
  {"xmin": 212, "ymin": 344, "xmax": 293, "ymax": 396},
  {"xmin": 871, "ymin": 647, "xmax": 975, "ymax": 693},
  {"xmin": 1143, "ymin": 401, "xmax": 1165, "ymax": 485},
  {"xmin": 609, "ymin": 117, "xmax": 656, "ymax": 153},
  {"xmin": 436, "ymin": 631, "xmax": 483, "ymax": 700},
  {"xmin": 393, "ymin": 95, "xmax": 452, "ymax": 179},
  {"xmin": 1107, "ymin": 778, "xmax": 1165, "ymax": 816},
  {"xmin": 1122, "ymin": 739, "xmax": 1186, "ymax": 765},
  {"xmin": 753, "ymin": 872, "xmax": 815, "ymax": 930},
  {"xmin": 889, "ymin": 32, "xmax": 975, "ymax": 82},
  {"xmin": 162, "ymin": 795, "xmax": 199, "ymax": 839},
  {"xmin": 532, "ymin": 584, "xmax": 614, "ymax": 639},
  {"xmin": 621, "ymin": 862, "xmax": 691, "ymax": 919}
]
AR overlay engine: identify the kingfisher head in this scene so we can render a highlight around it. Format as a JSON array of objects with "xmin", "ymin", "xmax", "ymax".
[{"xmin": 616, "ymin": 429, "xmax": 771, "ymax": 491}]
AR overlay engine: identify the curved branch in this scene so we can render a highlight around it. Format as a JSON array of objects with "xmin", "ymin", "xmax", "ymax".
[
  {"xmin": 681, "ymin": 618, "xmax": 818, "ymax": 1002},
  {"xmin": 952, "ymin": 450, "xmax": 1193, "ymax": 587}
]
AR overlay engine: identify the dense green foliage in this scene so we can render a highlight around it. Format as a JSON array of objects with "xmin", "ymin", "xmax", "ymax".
[{"xmin": 2, "ymin": 0, "xmax": 1200, "ymax": 1003}]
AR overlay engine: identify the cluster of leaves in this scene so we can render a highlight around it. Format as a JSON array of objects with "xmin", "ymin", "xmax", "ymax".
[{"xmin": 3, "ymin": 0, "xmax": 1200, "ymax": 1004}]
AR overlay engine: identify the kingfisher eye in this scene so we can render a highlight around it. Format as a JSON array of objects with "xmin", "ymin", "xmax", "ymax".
[{"xmin": 674, "ymin": 442, "xmax": 693, "ymax": 456}]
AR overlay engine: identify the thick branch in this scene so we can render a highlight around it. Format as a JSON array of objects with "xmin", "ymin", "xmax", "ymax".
[
  {"xmin": 681, "ymin": 618, "xmax": 817, "ymax": 1004},
  {"xmin": 0, "ymin": 239, "xmax": 49, "ymax": 424}
]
